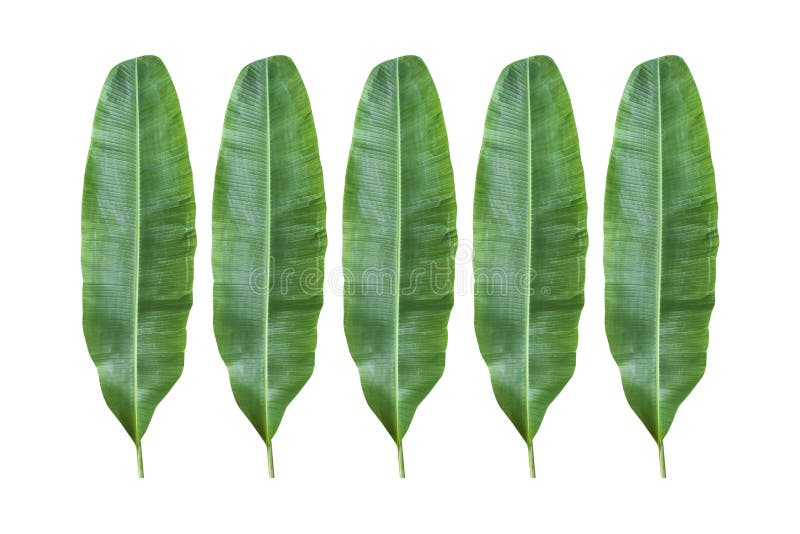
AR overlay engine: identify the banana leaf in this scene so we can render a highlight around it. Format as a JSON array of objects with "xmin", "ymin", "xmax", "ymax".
[
  {"xmin": 82, "ymin": 55, "xmax": 196, "ymax": 477},
  {"xmin": 212, "ymin": 56, "xmax": 326, "ymax": 478},
  {"xmin": 343, "ymin": 56, "xmax": 457, "ymax": 477},
  {"xmin": 474, "ymin": 56, "xmax": 587, "ymax": 477},
  {"xmin": 604, "ymin": 55, "xmax": 718, "ymax": 477}
]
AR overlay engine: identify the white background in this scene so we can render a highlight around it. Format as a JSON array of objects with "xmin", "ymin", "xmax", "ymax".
[{"xmin": 1, "ymin": 0, "xmax": 797, "ymax": 531}]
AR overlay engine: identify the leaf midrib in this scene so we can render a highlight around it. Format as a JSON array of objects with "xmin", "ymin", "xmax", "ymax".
[
  {"xmin": 263, "ymin": 59, "xmax": 272, "ymax": 442},
  {"xmin": 524, "ymin": 58, "xmax": 533, "ymax": 443},
  {"xmin": 654, "ymin": 59, "xmax": 663, "ymax": 442},
  {"xmin": 393, "ymin": 58, "xmax": 402, "ymax": 443},
  {"xmin": 132, "ymin": 57, "xmax": 141, "ymax": 443}
]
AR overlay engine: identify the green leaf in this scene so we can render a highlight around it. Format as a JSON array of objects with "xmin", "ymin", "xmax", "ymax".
[
  {"xmin": 473, "ymin": 56, "xmax": 587, "ymax": 477},
  {"xmin": 343, "ymin": 56, "xmax": 457, "ymax": 477},
  {"xmin": 212, "ymin": 56, "xmax": 326, "ymax": 478},
  {"xmin": 604, "ymin": 55, "xmax": 718, "ymax": 477},
  {"xmin": 82, "ymin": 55, "xmax": 196, "ymax": 477}
]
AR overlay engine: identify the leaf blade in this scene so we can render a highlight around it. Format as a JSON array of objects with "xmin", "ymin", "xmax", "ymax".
[
  {"xmin": 474, "ymin": 56, "xmax": 587, "ymax": 471},
  {"xmin": 604, "ymin": 56, "xmax": 718, "ymax": 470},
  {"xmin": 212, "ymin": 56, "xmax": 326, "ymax": 474},
  {"xmin": 343, "ymin": 56, "xmax": 457, "ymax": 470},
  {"xmin": 82, "ymin": 55, "xmax": 196, "ymax": 474}
]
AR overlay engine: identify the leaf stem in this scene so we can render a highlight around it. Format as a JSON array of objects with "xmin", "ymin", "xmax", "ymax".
[
  {"xmin": 658, "ymin": 441, "xmax": 666, "ymax": 478},
  {"xmin": 136, "ymin": 441, "xmax": 144, "ymax": 478},
  {"xmin": 397, "ymin": 441, "xmax": 405, "ymax": 478},
  {"xmin": 528, "ymin": 441, "xmax": 536, "ymax": 478},
  {"xmin": 267, "ymin": 441, "xmax": 274, "ymax": 478}
]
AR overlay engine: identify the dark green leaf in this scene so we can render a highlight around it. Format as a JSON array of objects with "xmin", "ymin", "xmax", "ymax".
[
  {"xmin": 343, "ymin": 56, "xmax": 457, "ymax": 477},
  {"xmin": 212, "ymin": 56, "xmax": 326, "ymax": 477},
  {"xmin": 82, "ymin": 55, "xmax": 196, "ymax": 477},
  {"xmin": 474, "ymin": 56, "xmax": 587, "ymax": 477},
  {"xmin": 604, "ymin": 55, "xmax": 718, "ymax": 477}
]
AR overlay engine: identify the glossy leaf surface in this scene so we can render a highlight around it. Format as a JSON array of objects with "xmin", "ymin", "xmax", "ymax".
[
  {"xmin": 82, "ymin": 55, "xmax": 196, "ymax": 477},
  {"xmin": 212, "ymin": 56, "xmax": 326, "ymax": 477},
  {"xmin": 474, "ymin": 56, "xmax": 587, "ymax": 477},
  {"xmin": 343, "ymin": 56, "xmax": 457, "ymax": 476},
  {"xmin": 605, "ymin": 56, "xmax": 718, "ymax": 476}
]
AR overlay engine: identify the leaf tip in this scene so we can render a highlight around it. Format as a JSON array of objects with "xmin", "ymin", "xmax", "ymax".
[
  {"xmin": 386, "ymin": 54, "xmax": 429, "ymax": 74},
  {"xmin": 267, "ymin": 54, "xmax": 297, "ymax": 70},
  {"xmin": 528, "ymin": 54, "xmax": 557, "ymax": 67},
  {"xmin": 132, "ymin": 55, "xmax": 167, "ymax": 71},
  {"xmin": 396, "ymin": 54, "xmax": 425, "ymax": 65}
]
